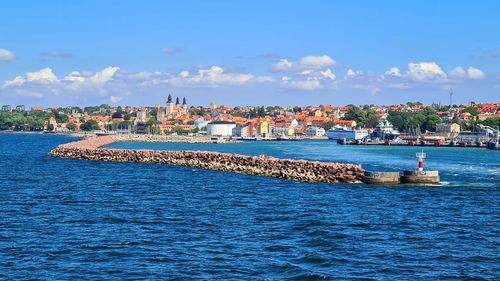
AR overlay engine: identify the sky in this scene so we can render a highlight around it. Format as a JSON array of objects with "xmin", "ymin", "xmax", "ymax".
[{"xmin": 0, "ymin": 0, "xmax": 499, "ymax": 107}]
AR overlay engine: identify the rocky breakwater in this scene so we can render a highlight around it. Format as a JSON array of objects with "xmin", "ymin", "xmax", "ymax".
[
  {"xmin": 112, "ymin": 134, "xmax": 214, "ymax": 143},
  {"xmin": 50, "ymin": 136, "xmax": 364, "ymax": 184}
]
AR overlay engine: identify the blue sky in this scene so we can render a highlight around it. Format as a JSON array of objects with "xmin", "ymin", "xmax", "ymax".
[{"xmin": 0, "ymin": 0, "xmax": 499, "ymax": 107}]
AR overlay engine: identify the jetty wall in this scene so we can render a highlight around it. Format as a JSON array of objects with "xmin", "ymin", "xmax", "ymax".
[{"xmin": 49, "ymin": 136, "xmax": 364, "ymax": 183}]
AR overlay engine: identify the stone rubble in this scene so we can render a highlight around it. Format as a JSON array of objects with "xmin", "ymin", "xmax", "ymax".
[{"xmin": 50, "ymin": 136, "xmax": 364, "ymax": 184}]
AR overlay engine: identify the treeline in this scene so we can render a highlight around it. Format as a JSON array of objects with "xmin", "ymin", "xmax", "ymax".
[
  {"xmin": 337, "ymin": 105, "xmax": 444, "ymax": 133},
  {"xmin": 0, "ymin": 111, "xmax": 54, "ymax": 131},
  {"xmin": 342, "ymin": 105, "xmax": 379, "ymax": 128},
  {"xmin": 387, "ymin": 108, "xmax": 442, "ymax": 133}
]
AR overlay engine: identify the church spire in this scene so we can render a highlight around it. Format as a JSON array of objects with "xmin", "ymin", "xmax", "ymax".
[
  {"xmin": 182, "ymin": 97, "xmax": 187, "ymax": 105},
  {"xmin": 167, "ymin": 93, "xmax": 173, "ymax": 103},
  {"xmin": 175, "ymin": 97, "xmax": 180, "ymax": 105}
]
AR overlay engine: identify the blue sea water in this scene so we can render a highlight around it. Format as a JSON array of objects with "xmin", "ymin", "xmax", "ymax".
[{"xmin": 1, "ymin": 133, "xmax": 499, "ymax": 280}]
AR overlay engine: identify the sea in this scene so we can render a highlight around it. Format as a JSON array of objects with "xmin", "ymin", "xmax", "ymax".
[{"xmin": 0, "ymin": 133, "xmax": 498, "ymax": 280}]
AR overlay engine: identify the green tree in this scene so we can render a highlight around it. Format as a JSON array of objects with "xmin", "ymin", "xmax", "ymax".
[
  {"xmin": 80, "ymin": 120, "xmax": 100, "ymax": 131},
  {"xmin": 343, "ymin": 105, "xmax": 378, "ymax": 127},
  {"xmin": 462, "ymin": 106, "xmax": 480, "ymax": 116},
  {"xmin": 66, "ymin": 123, "xmax": 77, "ymax": 131},
  {"xmin": 322, "ymin": 121, "xmax": 336, "ymax": 130}
]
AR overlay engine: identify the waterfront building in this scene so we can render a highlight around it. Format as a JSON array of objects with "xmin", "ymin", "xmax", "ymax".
[
  {"xmin": 240, "ymin": 125, "xmax": 251, "ymax": 137},
  {"xmin": 305, "ymin": 126, "xmax": 326, "ymax": 137},
  {"xmin": 435, "ymin": 123, "xmax": 461, "ymax": 138},
  {"xmin": 231, "ymin": 125, "xmax": 242, "ymax": 137},
  {"xmin": 334, "ymin": 119, "xmax": 357, "ymax": 128},
  {"xmin": 46, "ymin": 117, "xmax": 58, "ymax": 131},
  {"xmin": 156, "ymin": 105, "xmax": 165, "ymax": 122},
  {"xmin": 207, "ymin": 121, "xmax": 236, "ymax": 136},
  {"xmin": 136, "ymin": 109, "xmax": 148, "ymax": 123},
  {"xmin": 194, "ymin": 117, "xmax": 209, "ymax": 130},
  {"xmin": 258, "ymin": 121, "xmax": 269, "ymax": 137},
  {"xmin": 111, "ymin": 111, "xmax": 124, "ymax": 122}
]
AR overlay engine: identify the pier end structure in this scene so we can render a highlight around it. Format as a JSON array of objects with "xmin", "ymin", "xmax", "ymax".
[
  {"xmin": 401, "ymin": 170, "xmax": 440, "ymax": 184},
  {"xmin": 49, "ymin": 136, "xmax": 365, "ymax": 184},
  {"xmin": 362, "ymin": 171, "xmax": 401, "ymax": 184}
]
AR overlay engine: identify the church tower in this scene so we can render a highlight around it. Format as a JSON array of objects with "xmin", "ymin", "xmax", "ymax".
[
  {"xmin": 182, "ymin": 97, "xmax": 187, "ymax": 109},
  {"xmin": 166, "ymin": 93, "xmax": 174, "ymax": 118}
]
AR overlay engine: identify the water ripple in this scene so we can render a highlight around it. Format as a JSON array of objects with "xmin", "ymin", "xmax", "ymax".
[{"xmin": 0, "ymin": 134, "xmax": 498, "ymax": 280}]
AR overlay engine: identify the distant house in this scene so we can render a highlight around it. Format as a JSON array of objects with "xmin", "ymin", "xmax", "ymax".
[
  {"xmin": 46, "ymin": 117, "xmax": 57, "ymax": 131},
  {"xmin": 305, "ymin": 126, "xmax": 326, "ymax": 137},
  {"xmin": 435, "ymin": 123, "xmax": 460, "ymax": 138},
  {"xmin": 194, "ymin": 117, "xmax": 209, "ymax": 130}
]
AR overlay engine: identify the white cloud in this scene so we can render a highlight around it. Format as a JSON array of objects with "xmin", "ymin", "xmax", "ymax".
[
  {"xmin": 0, "ymin": 49, "xmax": 16, "ymax": 61},
  {"xmin": 63, "ymin": 71, "xmax": 86, "ymax": 82},
  {"xmin": 26, "ymin": 68, "xmax": 59, "ymax": 83},
  {"xmin": 346, "ymin": 69, "xmax": 363, "ymax": 78},
  {"xmin": 273, "ymin": 59, "xmax": 294, "ymax": 71},
  {"xmin": 254, "ymin": 76, "xmax": 274, "ymax": 83},
  {"xmin": 65, "ymin": 66, "xmax": 120, "ymax": 91},
  {"xmin": 3, "ymin": 67, "xmax": 58, "ymax": 87},
  {"xmin": 126, "ymin": 71, "xmax": 163, "ymax": 82},
  {"xmin": 273, "ymin": 55, "xmax": 336, "ymax": 71},
  {"xmin": 384, "ymin": 67, "xmax": 402, "ymax": 77},
  {"xmin": 449, "ymin": 66, "xmax": 466, "ymax": 78},
  {"xmin": 3, "ymin": 76, "xmax": 26, "ymax": 87},
  {"xmin": 110, "ymin": 96, "xmax": 123, "ymax": 103},
  {"xmin": 407, "ymin": 62, "xmax": 447, "ymax": 81},
  {"xmin": 282, "ymin": 78, "xmax": 322, "ymax": 90},
  {"xmin": 320, "ymin": 69, "xmax": 336, "ymax": 80},
  {"xmin": 467, "ymin": 67, "xmax": 485, "ymax": 80},
  {"xmin": 91, "ymin": 66, "xmax": 120, "ymax": 84},
  {"xmin": 174, "ymin": 66, "xmax": 264, "ymax": 87},
  {"xmin": 300, "ymin": 69, "xmax": 313, "ymax": 75},
  {"xmin": 299, "ymin": 55, "xmax": 336, "ymax": 67}
]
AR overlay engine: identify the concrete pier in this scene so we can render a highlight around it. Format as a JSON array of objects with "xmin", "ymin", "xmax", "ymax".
[
  {"xmin": 362, "ymin": 171, "xmax": 401, "ymax": 184},
  {"xmin": 401, "ymin": 170, "xmax": 440, "ymax": 184},
  {"xmin": 49, "ymin": 136, "xmax": 365, "ymax": 184}
]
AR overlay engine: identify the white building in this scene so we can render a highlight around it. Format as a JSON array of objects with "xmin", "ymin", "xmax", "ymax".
[
  {"xmin": 136, "ymin": 110, "xmax": 148, "ymax": 123},
  {"xmin": 194, "ymin": 117, "xmax": 209, "ymax": 130},
  {"xmin": 207, "ymin": 121, "xmax": 237, "ymax": 136},
  {"xmin": 305, "ymin": 126, "xmax": 326, "ymax": 136}
]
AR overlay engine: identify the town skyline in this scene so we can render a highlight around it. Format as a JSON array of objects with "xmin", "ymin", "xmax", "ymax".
[{"xmin": 1, "ymin": 1, "xmax": 499, "ymax": 106}]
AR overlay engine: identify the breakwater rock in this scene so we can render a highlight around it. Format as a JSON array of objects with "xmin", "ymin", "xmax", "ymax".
[
  {"xmin": 112, "ymin": 134, "xmax": 214, "ymax": 143},
  {"xmin": 50, "ymin": 136, "xmax": 364, "ymax": 183}
]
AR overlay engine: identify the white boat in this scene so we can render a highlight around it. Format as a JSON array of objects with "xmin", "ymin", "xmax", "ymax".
[
  {"xmin": 371, "ymin": 119, "xmax": 400, "ymax": 140},
  {"xmin": 326, "ymin": 125, "xmax": 368, "ymax": 141}
]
